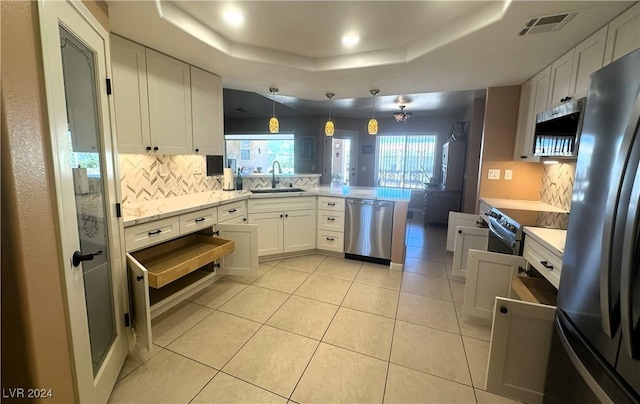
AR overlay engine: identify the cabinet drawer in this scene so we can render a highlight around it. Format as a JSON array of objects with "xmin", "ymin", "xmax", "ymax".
[
  {"xmin": 125, "ymin": 216, "xmax": 180, "ymax": 252},
  {"xmin": 179, "ymin": 207, "xmax": 217, "ymax": 235},
  {"xmin": 128, "ymin": 233, "xmax": 234, "ymax": 289},
  {"xmin": 318, "ymin": 196, "xmax": 345, "ymax": 212},
  {"xmin": 316, "ymin": 230, "xmax": 344, "ymax": 253},
  {"xmin": 317, "ymin": 210, "xmax": 345, "ymax": 231},
  {"xmin": 218, "ymin": 200, "xmax": 246, "ymax": 222},
  {"xmin": 248, "ymin": 196, "xmax": 316, "ymax": 213},
  {"xmin": 523, "ymin": 237, "xmax": 562, "ymax": 288}
]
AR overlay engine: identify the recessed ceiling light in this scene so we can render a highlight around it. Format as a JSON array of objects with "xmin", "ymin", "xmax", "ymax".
[
  {"xmin": 223, "ymin": 10, "xmax": 244, "ymax": 26},
  {"xmin": 342, "ymin": 34, "xmax": 360, "ymax": 47}
]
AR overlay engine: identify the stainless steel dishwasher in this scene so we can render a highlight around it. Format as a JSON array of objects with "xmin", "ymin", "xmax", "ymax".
[{"xmin": 345, "ymin": 198, "xmax": 394, "ymax": 264}]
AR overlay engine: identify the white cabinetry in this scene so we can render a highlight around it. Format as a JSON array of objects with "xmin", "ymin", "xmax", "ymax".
[
  {"xmin": 446, "ymin": 212, "xmax": 482, "ymax": 252},
  {"xmin": 248, "ymin": 197, "xmax": 317, "ymax": 256},
  {"xmin": 513, "ymin": 66, "xmax": 551, "ymax": 161},
  {"xmin": 604, "ymin": 3, "xmax": 640, "ymax": 64},
  {"xmin": 317, "ymin": 197, "xmax": 345, "ymax": 253},
  {"xmin": 145, "ymin": 49, "xmax": 193, "ymax": 155},
  {"xmin": 569, "ymin": 27, "xmax": 608, "ymax": 99},
  {"xmin": 547, "ymin": 50, "xmax": 575, "ymax": 107},
  {"xmin": 190, "ymin": 66, "xmax": 224, "ymax": 155},
  {"xmin": 451, "ymin": 217, "xmax": 489, "ymax": 277}
]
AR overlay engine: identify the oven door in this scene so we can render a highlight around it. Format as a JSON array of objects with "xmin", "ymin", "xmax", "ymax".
[{"xmin": 487, "ymin": 219, "xmax": 520, "ymax": 255}]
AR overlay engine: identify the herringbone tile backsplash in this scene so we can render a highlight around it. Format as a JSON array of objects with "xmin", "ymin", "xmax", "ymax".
[
  {"xmin": 538, "ymin": 162, "xmax": 575, "ymax": 229},
  {"xmin": 119, "ymin": 154, "xmax": 320, "ymax": 203}
]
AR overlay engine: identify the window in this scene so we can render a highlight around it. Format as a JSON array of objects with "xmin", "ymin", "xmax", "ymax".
[
  {"xmin": 225, "ymin": 133, "xmax": 294, "ymax": 174},
  {"xmin": 376, "ymin": 134, "xmax": 437, "ymax": 189}
]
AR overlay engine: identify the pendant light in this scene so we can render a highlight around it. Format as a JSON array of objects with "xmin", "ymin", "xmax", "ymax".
[
  {"xmin": 325, "ymin": 92, "xmax": 335, "ymax": 137},
  {"xmin": 269, "ymin": 87, "xmax": 279, "ymax": 133},
  {"xmin": 368, "ymin": 89, "xmax": 379, "ymax": 135}
]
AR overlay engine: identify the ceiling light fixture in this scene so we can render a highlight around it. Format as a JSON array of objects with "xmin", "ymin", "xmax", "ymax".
[
  {"xmin": 269, "ymin": 88, "xmax": 279, "ymax": 134},
  {"xmin": 342, "ymin": 34, "xmax": 360, "ymax": 47},
  {"xmin": 368, "ymin": 89, "xmax": 379, "ymax": 135},
  {"xmin": 325, "ymin": 92, "xmax": 335, "ymax": 137},
  {"xmin": 223, "ymin": 10, "xmax": 244, "ymax": 26},
  {"xmin": 393, "ymin": 105, "xmax": 412, "ymax": 123}
]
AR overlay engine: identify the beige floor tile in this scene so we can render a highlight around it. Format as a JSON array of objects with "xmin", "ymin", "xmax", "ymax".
[
  {"xmin": 192, "ymin": 372, "xmax": 287, "ymax": 403},
  {"xmin": 391, "ymin": 320, "xmax": 471, "ymax": 386},
  {"xmin": 342, "ymin": 282, "xmax": 399, "ymax": 318},
  {"xmin": 253, "ymin": 266, "xmax": 310, "ymax": 293},
  {"xmin": 323, "ymin": 307, "xmax": 395, "ymax": 360},
  {"xmin": 397, "ymin": 292, "xmax": 459, "ymax": 334},
  {"xmin": 401, "ymin": 272, "xmax": 453, "ymax": 301},
  {"xmin": 117, "ymin": 341, "xmax": 161, "ymax": 382},
  {"xmin": 313, "ymin": 257, "xmax": 362, "ymax": 280},
  {"xmin": 109, "ymin": 349, "xmax": 216, "ymax": 403},
  {"xmin": 450, "ymin": 279, "xmax": 466, "ymax": 303},
  {"xmin": 443, "ymin": 250, "xmax": 454, "ymax": 264},
  {"xmin": 223, "ymin": 326, "xmax": 318, "ymax": 398},
  {"xmin": 278, "ymin": 254, "xmax": 326, "ymax": 273},
  {"xmin": 218, "ymin": 285, "xmax": 290, "ymax": 323},
  {"xmin": 406, "ymin": 245, "xmax": 444, "ymax": 262},
  {"xmin": 294, "ymin": 274, "xmax": 352, "ymax": 305},
  {"xmin": 151, "ymin": 301, "xmax": 214, "ymax": 347},
  {"xmin": 475, "ymin": 388, "xmax": 523, "ymax": 404},
  {"xmin": 266, "ymin": 295, "xmax": 338, "ymax": 340},
  {"xmin": 404, "ymin": 257, "xmax": 448, "ymax": 279},
  {"xmin": 384, "ymin": 363, "xmax": 477, "ymax": 403},
  {"xmin": 187, "ymin": 278, "xmax": 248, "ymax": 309},
  {"xmin": 406, "ymin": 236, "xmax": 425, "ymax": 248},
  {"xmin": 225, "ymin": 262, "xmax": 274, "ymax": 284},
  {"xmin": 261, "ymin": 258, "xmax": 283, "ymax": 267},
  {"xmin": 354, "ymin": 265, "xmax": 403, "ymax": 290},
  {"xmin": 455, "ymin": 303, "xmax": 493, "ymax": 342},
  {"xmin": 291, "ymin": 343, "xmax": 387, "ymax": 404},
  {"xmin": 463, "ymin": 336, "xmax": 490, "ymax": 389},
  {"xmin": 168, "ymin": 311, "xmax": 261, "ymax": 369}
]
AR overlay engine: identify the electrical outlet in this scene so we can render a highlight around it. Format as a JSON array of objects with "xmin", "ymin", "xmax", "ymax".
[
  {"xmin": 488, "ymin": 169, "xmax": 500, "ymax": 180},
  {"xmin": 504, "ymin": 170, "xmax": 513, "ymax": 180}
]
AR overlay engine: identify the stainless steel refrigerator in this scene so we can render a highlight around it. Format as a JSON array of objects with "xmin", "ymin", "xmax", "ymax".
[{"xmin": 544, "ymin": 49, "xmax": 640, "ymax": 403}]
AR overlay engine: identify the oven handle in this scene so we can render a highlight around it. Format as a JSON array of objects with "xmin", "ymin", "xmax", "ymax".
[{"xmin": 488, "ymin": 219, "xmax": 515, "ymax": 248}]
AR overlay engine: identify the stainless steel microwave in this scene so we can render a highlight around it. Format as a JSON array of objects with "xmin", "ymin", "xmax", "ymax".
[{"xmin": 533, "ymin": 97, "xmax": 585, "ymax": 157}]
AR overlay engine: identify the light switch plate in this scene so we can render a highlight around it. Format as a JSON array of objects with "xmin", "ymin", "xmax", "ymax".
[
  {"xmin": 488, "ymin": 169, "xmax": 500, "ymax": 180},
  {"xmin": 504, "ymin": 170, "xmax": 513, "ymax": 180}
]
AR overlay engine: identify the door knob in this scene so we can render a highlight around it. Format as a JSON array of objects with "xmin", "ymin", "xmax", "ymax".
[{"xmin": 72, "ymin": 250, "xmax": 103, "ymax": 267}]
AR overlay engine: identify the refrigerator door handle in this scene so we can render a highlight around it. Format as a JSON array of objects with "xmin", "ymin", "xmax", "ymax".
[
  {"xmin": 619, "ymin": 94, "xmax": 640, "ymax": 359},
  {"xmin": 599, "ymin": 92, "xmax": 640, "ymax": 338}
]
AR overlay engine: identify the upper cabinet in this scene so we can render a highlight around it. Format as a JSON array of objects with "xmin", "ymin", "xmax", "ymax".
[
  {"xmin": 513, "ymin": 67, "xmax": 550, "ymax": 161},
  {"xmin": 604, "ymin": 2, "xmax": 640, "ymax": 64},
  {"xmin": 547, "ymin": 49, "xmax": 574, "ymax": 107},
  {"xmin": 111, "ymin": 35, "xmax": 224, "ymax": 155},
  {"xmin": 569, "ymin": 27, "xmax": 608, "ymax": 99},
  {"xmin": 191, "ymin": 66, "xmax": 224, "ymax": 155}
]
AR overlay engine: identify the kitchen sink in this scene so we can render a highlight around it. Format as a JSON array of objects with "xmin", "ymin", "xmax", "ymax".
[{"xmin": 250, "ymin": 188, "xmax": 306, "ymax": 194}]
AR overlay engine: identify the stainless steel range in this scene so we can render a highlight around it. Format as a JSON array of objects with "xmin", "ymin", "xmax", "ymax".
[{"xmin": 485, "ymin": 207, "xmax": 530, "ymax": 255}]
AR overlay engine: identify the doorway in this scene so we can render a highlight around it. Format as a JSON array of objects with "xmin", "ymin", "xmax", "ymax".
[{"xmin": 324, "ymin": 130, "xmax": 359, "ymax": 186}]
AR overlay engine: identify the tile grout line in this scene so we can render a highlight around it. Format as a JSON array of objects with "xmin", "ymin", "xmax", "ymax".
[{"xmin": 381, "ymin": 260, "xmax": 406, "ymax": 404}]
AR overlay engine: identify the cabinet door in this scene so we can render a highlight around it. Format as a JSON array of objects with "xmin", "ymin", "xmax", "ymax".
[
  {"xmin": 463, "ymin": 250, "xmax": 526, "ymax": 319},
  {"xmin": 547, "ymin": 50, "xmax": 574, "ymax": 107},
  {"xmin": 452, "ymin": 226, "xmax": 488, "ymax": 277},
  {"xmin": 486, "ymin": 297, "xmax": 555, "ymax": 404},
  {"xmin": 249, "ymin": 212, "xmax": 284, "ymax": 256},
  {"xmin": 284, "ymin": 209, "xmax": 317, "ymax": 253},
  {"xmin": 191, "ymin": 66, "xmax": 223, "ymax": 155},
  {"xmin": 126, "ymin": 253, "xmax": 152, "ymax": 351},
  {"xmin": 513, "ymin": 79, "xmax": 539, "ymax": 162},
  {"xmin": 531, "ymin": 65, "xmax": 552, "ymax": 117},
  {"xmin": 110, "ymin": 35, "xmax": 151, "ymax": 153},
  {"xmin": 146, "ymin": 49, "xmax": 193, "ymax": 154},
  {"xmin": 446, "ymin": 212, "xmax": 480, "ymax": 251},
  {"xmin": 569, "ymin": 26, "xmax": 607, "ymax": 99},
  {"xmin": 216, "ymin": 223, "xmax": 258, "ymax": 276},
  {"xmin": 604, "ymin": 3, "xmax": 640, "ymax": 64}
]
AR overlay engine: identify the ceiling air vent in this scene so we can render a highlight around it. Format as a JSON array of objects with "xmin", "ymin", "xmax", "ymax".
[{"xmin": 517, "ymin": 11, "xmax": 579, "ymax": 36}]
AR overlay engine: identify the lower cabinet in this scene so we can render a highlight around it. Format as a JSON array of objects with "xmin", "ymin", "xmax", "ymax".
[
  {"xmin": 126, "ymin": 221, "xmax": 258, "ymax": 351},
  {"xmin": 452, "ymin": 224, "xmax": 488, "ymax": 278},
  {"xmin": 317, "ymin": 196, "xmax": 345, "ymax": 253},
  {"xmin": 446, "ymin": 212, "xmax": 483, "ymax": 252}
]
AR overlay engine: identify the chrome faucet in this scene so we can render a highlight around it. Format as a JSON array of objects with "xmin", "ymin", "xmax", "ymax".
[{"xmin": 271, "ymin": 160, "xmax": 282, "ymax": 188}]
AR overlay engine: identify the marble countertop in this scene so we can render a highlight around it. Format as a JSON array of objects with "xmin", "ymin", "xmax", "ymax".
[
  {"xmin": 480, "ymin": 197, "xmax": 569, "ymax": 213},
  {"xmin": 122, "ymin": 185, "xmax": 411, "ymax": 227},
  {"xmin": 523, "ymin": 226, "xmax": 567, "ymax": 257}
]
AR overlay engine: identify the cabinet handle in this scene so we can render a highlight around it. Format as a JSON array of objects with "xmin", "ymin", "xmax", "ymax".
[
  {"xmin": 326, "ymin": 237, "xmax": 334, "ymax": 241},
  {"xmin": 136, "ymin": 275, "xmax": 143, "ymax": 281},
  {"xmin": 148, "ymin": 229, "xmax": 162, "ymax": 236},
  {"xmin": 327, "ymin": 202, "xmax": 336, "ymax": 206},
  {"xmin": 285, "ymin": 214, "xmax": 289, "ymax": 218},
  {"xmin": 458, "ymin": 230, "xmax": 462, "ymax": 234},
  {"xmin": 280, "ymin": 214, "xmax": 284, "ymax": 218},
  {"xmin": 327, "ymin": 217, "xmax": 335, "ymax": 221},
  {"xmin": 228, "ymin": 208, "xmax": 237, "ymax": 213},
  {"xmin": 153, "ymin": 146, "xmax": 159, "ymax": 151},
  {"xmin": 540, "ymin": 260, "xmax": 554, "ymax": 270},
  {"xmin": 146, "ymin": 146, "xmax": 152, "ymax": 151},
  {"xmin": 520, "ymin": 155, "xmax": 527, "ymax": 159},
  {"xmin": 195, "ymin": 217, "xmax": 205, "ymax": 223},
  {"xmin": 195, "ymin": 148, "xmax": 200, "ymax": 153},
  {"xmin": 500, "ymin": 306, "xmax": 508, "ymax": 314},
  {"xmin": 242, "ymin": 218, "xmax": 247, "ymax": 222}
]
